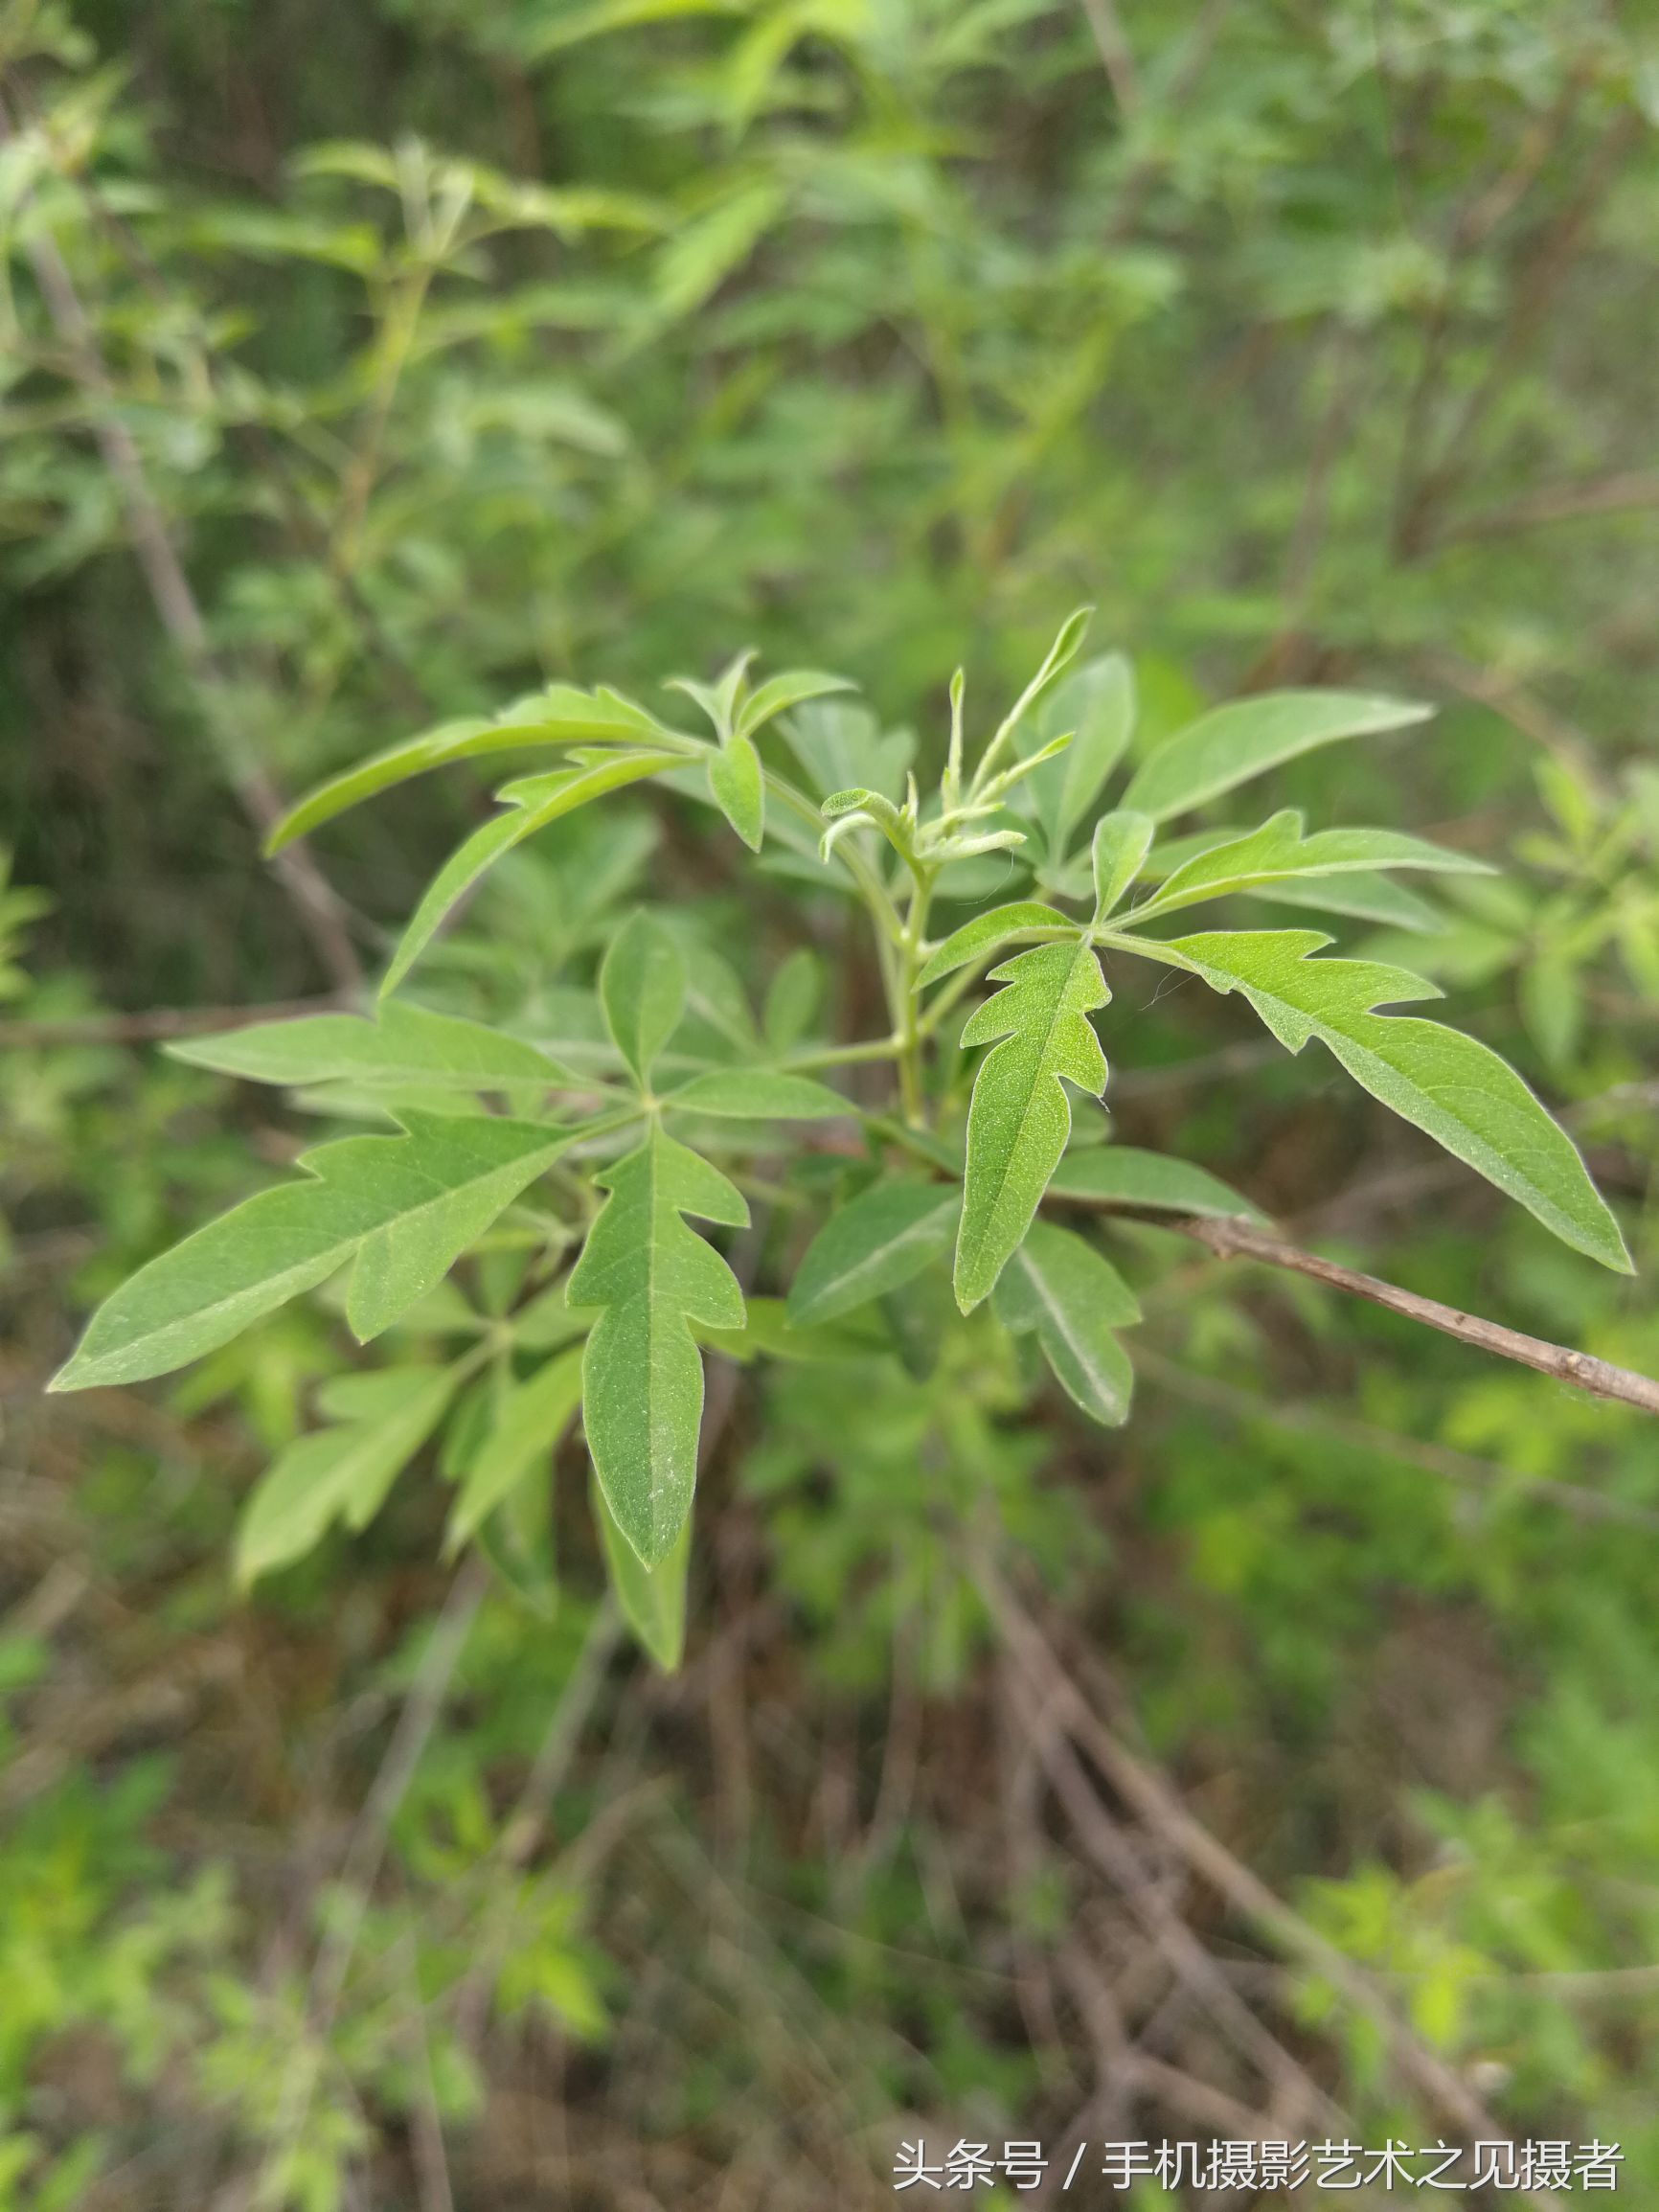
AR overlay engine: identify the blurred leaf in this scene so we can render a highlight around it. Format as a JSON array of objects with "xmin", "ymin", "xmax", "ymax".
[
  {"xmin": 992, "ymin": 1220, "xmax": 1138, "ymax": 1427},
  {"xmin": 593, "ymin": 1474, "xmax": 690, "ymax": 1671},
  {"xmin": 1121, "ymin": 694, "xmax": 1435, "ymax": 825},
  {"xmin": 665, "ymin": 1067, "xmax": 850, "ymax": 1118},
  {"xmin": 600, "ymin": 912, "xmax": 686, "ymax": 1088},
  {"xmin": 446, "ymin": 1345, "xmax": 583, "ymax": 1550},
  {"xmin": 788, "ymin": 1177, "xmax": 960, "ymax": 1324},
  {"xmin": 169, "ymin": 1003, "xmax": 570, "ymax": 1093},
  {"xmin": 238, "ymin": 1366, "xmax": 457, "ymax": 1583},
  {"xmin": 1048, "ymin": 1146, "xmax": 1266, "ymax": 1221}
]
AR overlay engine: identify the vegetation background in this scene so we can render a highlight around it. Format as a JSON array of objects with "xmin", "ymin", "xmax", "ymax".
[{"xmin": 3, "ymin": 0, "xmax": 1659, "ymax": 2203}]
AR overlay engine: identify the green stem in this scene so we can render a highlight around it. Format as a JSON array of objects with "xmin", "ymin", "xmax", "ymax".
[
  {"xmin": 784, "ymin": 1035, "xmax": 905, "ymax": 1071},
  {"xmin": 895, "ymin": 867, "xmax": 936, "ymax": 1128},
  {"xmin": 761, "ymin": 763, "xmax": 912, "ymax": 1111}
]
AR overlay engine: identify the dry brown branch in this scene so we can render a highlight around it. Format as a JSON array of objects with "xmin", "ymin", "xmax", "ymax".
[
  {"xmin": 1077, "ymin": 0, "xmax": 1140, "ymax": 112},
  {"xmin": 0, "ymin": 95, "xmax": 362, "ymax": 994},
  {"xmin": 980, "ymin": 1564, "xmax": 1567, "ymax": 2209},
  {"xmin": 1164, "ymin": 1214, "xmax": 1659, "ymax": 1418},
  {"xmin": 996, "ymin": 1642, "xmax": 1346, "ymax": 2138},
  {"xmin": 0, "ymin": 995, "xmax": 344, "ymax": 1050},
  {"xmin": 1442, "ymin": 469, "xmax": 1659, "ymax": 543}
]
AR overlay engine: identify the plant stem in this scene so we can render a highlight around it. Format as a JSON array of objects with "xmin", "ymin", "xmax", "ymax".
[
  {"xmin": 784, "ymin": 1036, "xmax": 904, "ymax": 1071},
  {"xmin": 0, "ymin": 96, "xmax": 363, "ymax": 995},
  {"xmin": 1110, "ymin": 1210, "xmax": 1659, "ymax": 1420},
  {"xmin": 895, "ymin": 868, "xmax": 935, "ymax": 1127}
]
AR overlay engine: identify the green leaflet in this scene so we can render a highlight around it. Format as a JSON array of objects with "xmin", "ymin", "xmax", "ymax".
[
  {"xmin": 1091, "ymin": 810, "xmax": 1154, "ymax": 921},
  {"xmin": 1020, "ymin": 652, "xmax": 1136, "ymax": 857},
  {"xmin": 1047, "ymin": 1145, "xmax": 1266, "ymax": 1221},
  {"xmin": 1124, "ymin": 809, "xmax": 1489, "ymax": 923},
  {"xmin": 918, "ymin": 902, "xmax": 1072, "ymax": 989},
  {"xmin": 762, "ymin": 947, "xmax": 823, "ymax": 1052},
  {"xmin": 445, "ymin": 1345, "xmax": 584, "ymax": 1551},
  {"xmin": 1120, "ymin": 692, "xmax": 1433, "ymax": 825},
  {"xmin": 664, "ymin": 1068, "xmax": 850, "ymax": 1120},
  {"xmin": 566, "ymin": 1125, "xmax": 749, "ymax": 1564},
  {"xmin": 668, "ymin": 651, "xmax": 752, "ymax": 740},
  {"xmin": 1240, "ymin": 871, "xmax": 1444, "ymax": 932},
  {"xmin": 510, "ymin": 1279, "xmax": 594, "ymax": 1351},
  {"xmin": 698, "ymin": 1294, "xmax": 887, "ymax": 1362},
  {"xmin": 955, "ymin": 938, "xmax": 1110, "ymax": 1312},
  {"xmin": 168, "ymin": 1001, "xmax": 570, "ymax": 1093},
  {"xmin": 677, "ymin": 942, "xmax": 761, "ymax": 1058},
  {"xmin": 991, "ymin": 1220, "xmax": 1138, "ymax": 1426},
  {"xmin": 787, "ymin": 1177, "xmax": 961, "ymax": 1325},
  {"xmin": 600, "ymin": 912, "xmax": 686, "ymax": 1086},
  {"xmin": 268, "ymin": 684, "xmax": 685, "ymax": 850},
  {"xmin": 593, "ymin": 1473, "xmax": 690, "ymax": 1672},
  {"xmin": 381, "ymin": 749, "xmax": 684, "ymax": 998},
  {"xmin": 1133, "ymin": 929, "xmax": 1630, "ymax": 1272},
  {"xmin": 51, "ymin": 1112, "xmax": 578, "ymax": 1390},
  {"xmin": 707, "ymin": 730, "xmax": 765, "ymax": 850},
  {"xmin": 237, "ymin": 1366, "xmax": 458, "ymax": 1585},
  {"xmin": 737, "ymin": 671, "xmax": 855, "ymax": 741}
]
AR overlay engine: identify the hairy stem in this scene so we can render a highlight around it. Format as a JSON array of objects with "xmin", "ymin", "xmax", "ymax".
[{"xmin": 895, "ymin": 869, "xmax": 936, "ymax": 1127}]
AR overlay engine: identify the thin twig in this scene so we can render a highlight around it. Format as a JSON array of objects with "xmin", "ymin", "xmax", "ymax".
[
  {"xmin": 1077, "ymin": 0, "xmax": 1140, "ymax": 113},
  {"xmin": 1420, "ymin": 650, "xmax": 1609, "ymax": 796},
  {"xmin": 998, "ymin": 1641, "xmax": 1344, "ymax": 2136},
  {"xmin": 979, "ymin": 1565, "xmax": 1566, "ymax": 2210},
  {"xmin": 1160, "ymin": 1214, "xmax": 1659, "ymax": 1419},
  {"xmin": 1441, "ymin": 469, "xmax": 1659, "ymax": 543},
  {"xmin": 0, "ymin": 94, "xmax": 362, "ymax": 994},
  {"xmin": 0, "ymin": 995, "xmax": 343, "ymax": 1050}
]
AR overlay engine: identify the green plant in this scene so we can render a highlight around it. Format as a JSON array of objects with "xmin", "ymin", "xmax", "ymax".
[{"xmin": 48, "ymin": 614, "xmax": 1641, "ymax": 1665}]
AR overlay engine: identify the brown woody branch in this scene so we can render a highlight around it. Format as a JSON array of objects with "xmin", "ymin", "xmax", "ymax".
[
  {"xmin": 1442, "ymin": 469, "xmax": 1659, "ymax": 544},
  {"xmin": 0, "ymin": 93, "xmax": 362, "ymax": 995},
  {"xmin": 1167, "ymin": 1213, "xmax": 1659, "ymax": 1419},
  {"xmin": 979, "ymin": 1566, "xmax": 1567, "ymax": 2210},
  {"xmin": 0, "ymin": 996, "xmax": 343, "ymax": 1050}
]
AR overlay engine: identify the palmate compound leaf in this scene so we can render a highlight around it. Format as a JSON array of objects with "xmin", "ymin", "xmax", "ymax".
[
  {"xmin": 991, "ymin": 1220, "xmax": 1139, "ymax": 1427},
  {"xmin": 787, "ymin": 1176, "xmax": 961, "ymax": 1326},
  {"xmin": 168, "ymin": 1000, "xmax": 572, "ymax": 1093},
  {"xmin": 50, "ymin": 1112, "xmax": 582, "ymax": 1391},
  {"xmin": 237, "ymin": 1365, "xmax": 458, "ymax": 1585},
  {"xmin": 1120, "ymin": 691, "xmax": 1434, "ymax": 825},
  {"xmin": 1124, "ymin": 929, "xmax": 1630, "ymax": 1272},
  {"xmin": 566, "ymin": 1125, "xmax": 749, "ymax": 1566},
  {"xmin": 955, "ymin": 938, "xmax": 1109, "ymax": 1312}
]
